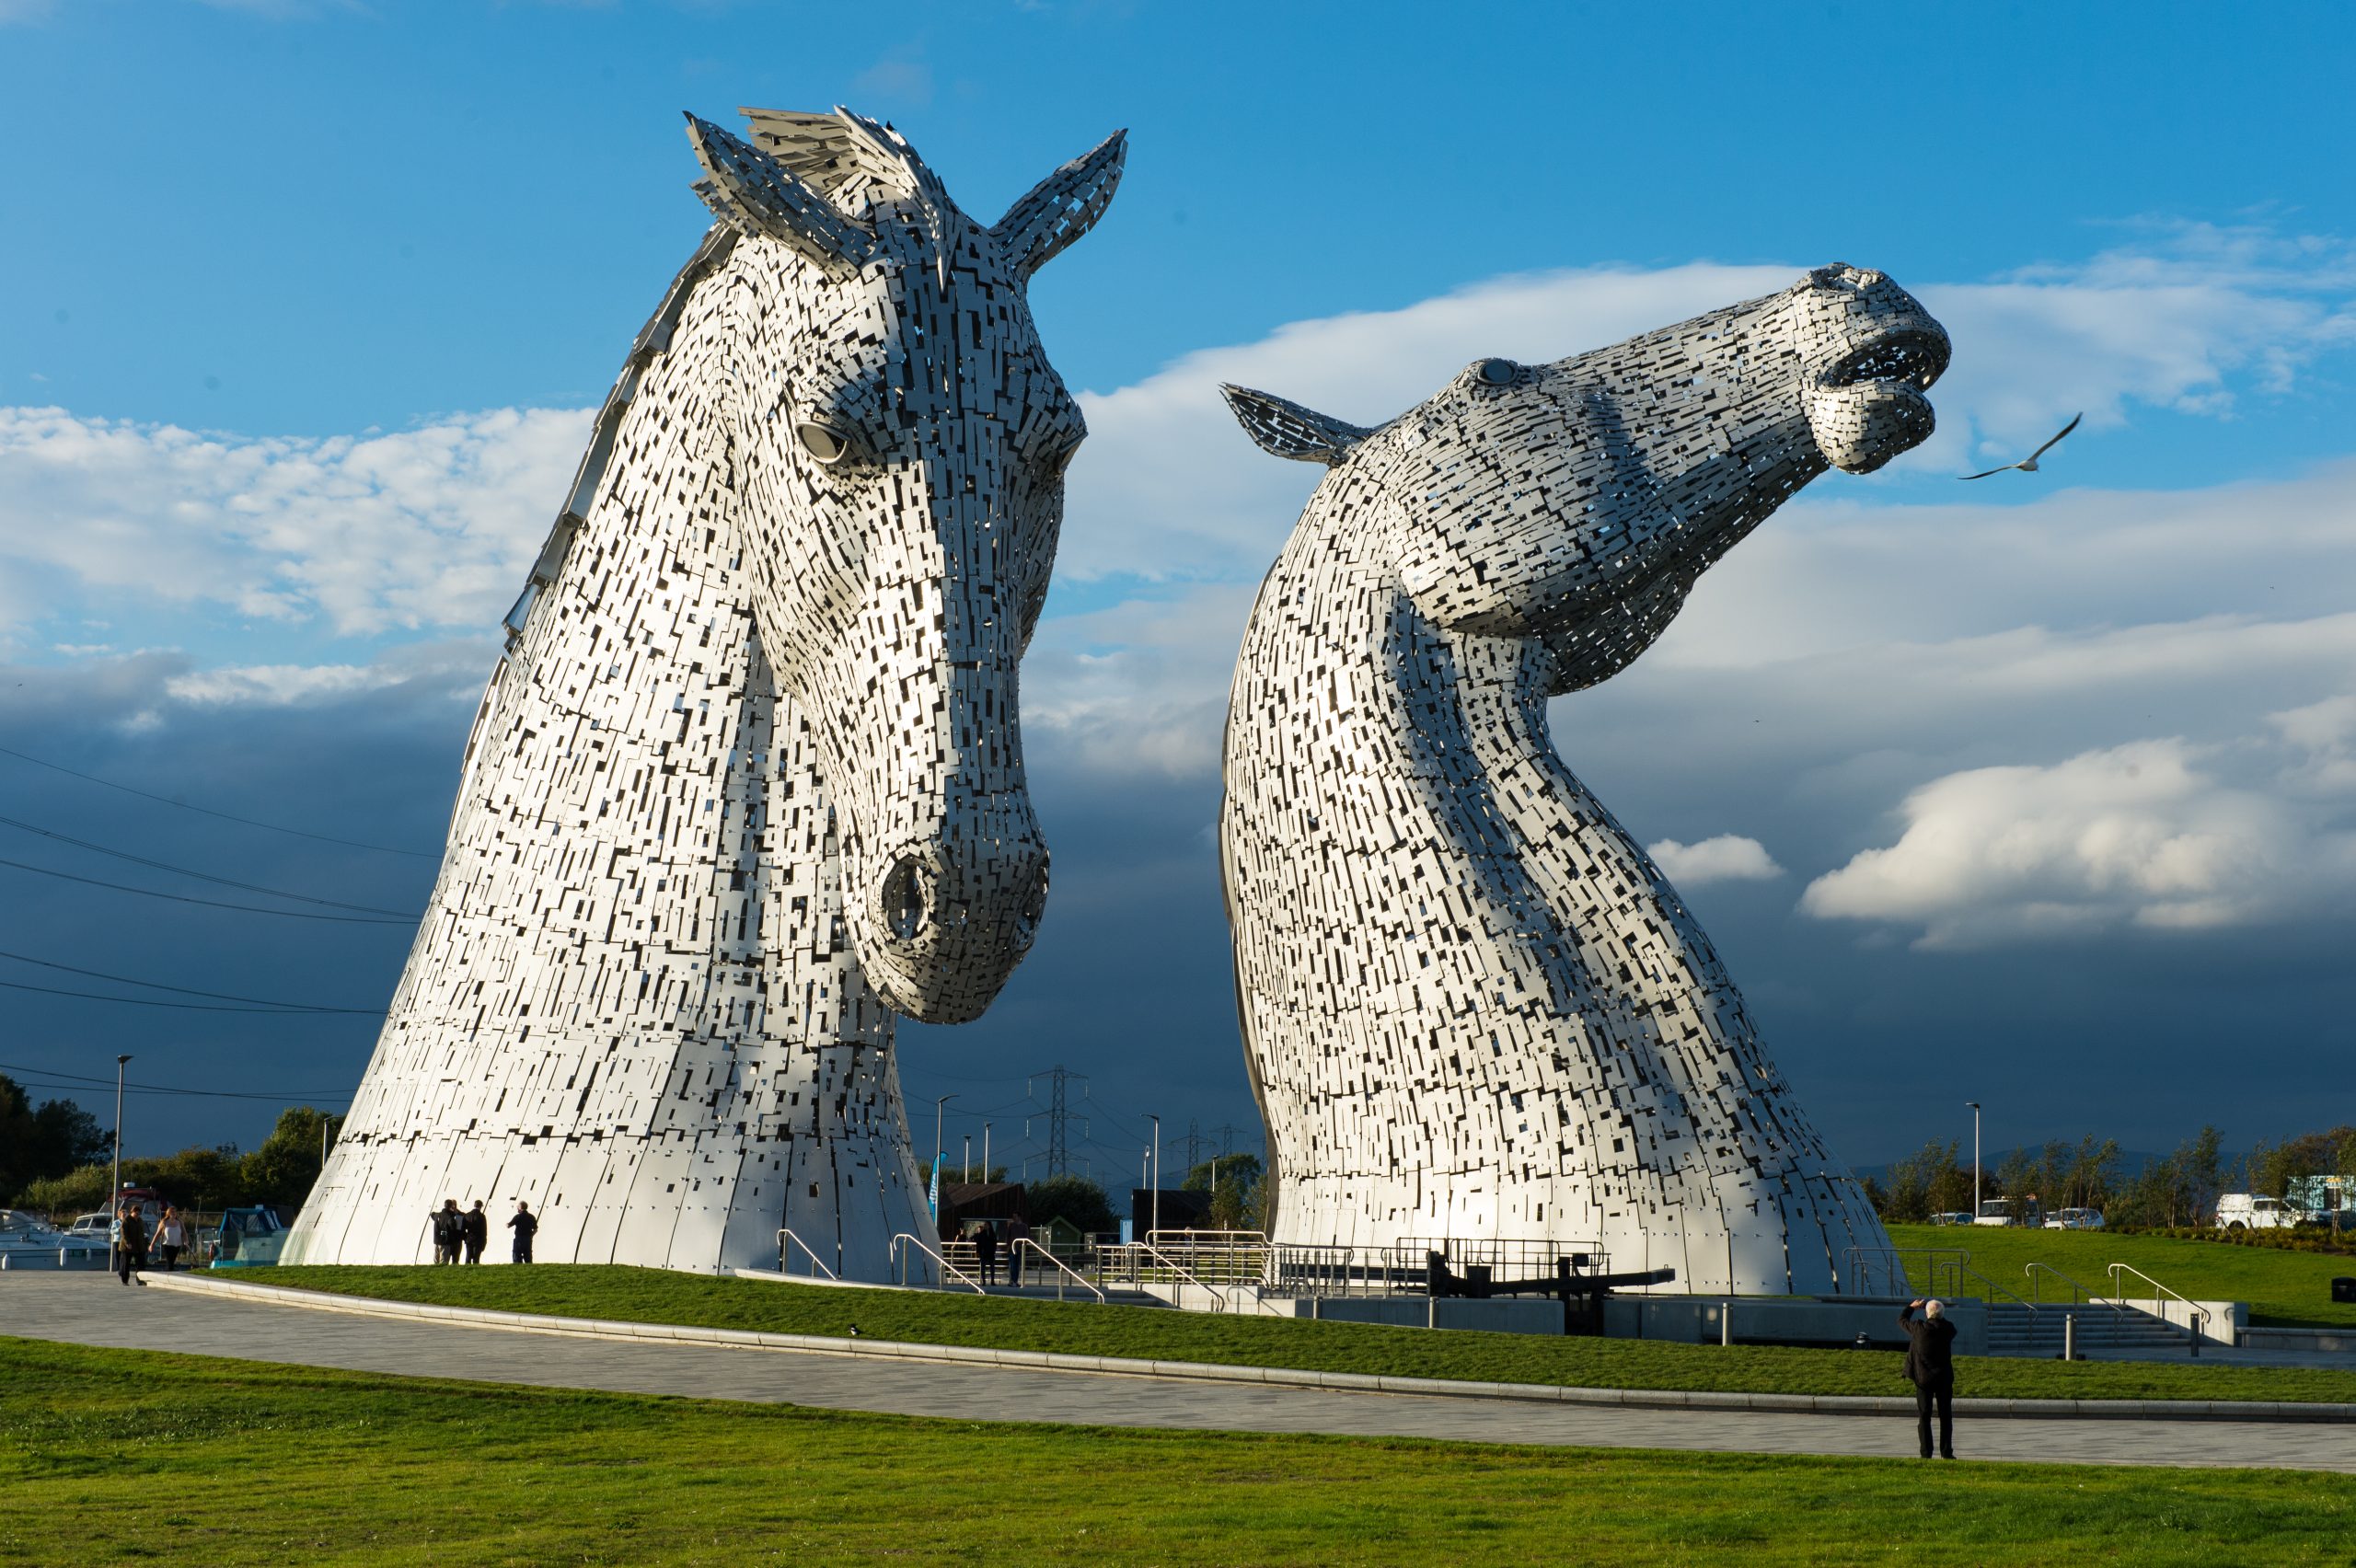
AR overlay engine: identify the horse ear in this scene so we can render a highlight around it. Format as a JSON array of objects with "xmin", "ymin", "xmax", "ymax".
[
  {"xmin": 685, "ymin": 112, "xmax": 873, "ymax": 276},
  {"xmin": 1220, "ymin": 385, "xmax": 1375, "ymax": 467},
  {"xmin": 991, "ymin": 130, "xmax": 1126, "ymax": 281}
]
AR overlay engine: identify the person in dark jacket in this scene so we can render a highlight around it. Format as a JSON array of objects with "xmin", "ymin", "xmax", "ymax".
[
  {"xmin": 507, "ymin": 1201, "xmax": 538, "ymax": 1263},
  {"xmin": 431, "ymin": 1199, "xmax": 464, "ymax": 1264},
  {"xmin": 974, "ymin": 1221, "xmax": 999, "ymax": 1286},
  {"xmin": 1900, "ymin": 1297, "xmax": 1958, "ymax": 1458},
  {"xmin": 116, "ymin": 1205, "xmax": 149, "ymax": 1286},
  {"xmin": 461, "ymin": 1202, "xmax": 489, "ymax": 1264}
]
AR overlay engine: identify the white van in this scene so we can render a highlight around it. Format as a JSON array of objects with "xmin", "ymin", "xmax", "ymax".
[{"xmin": 2216, "ymin": 1193, "xmax": 2313, "ymax": 1231}]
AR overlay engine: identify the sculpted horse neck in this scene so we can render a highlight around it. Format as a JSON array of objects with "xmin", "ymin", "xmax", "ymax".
[
  {"xmin": 287, "ymin": 109, "xmax": 1121, "ymax": 1278},
  {"xmin": 1219, "ymin": 267, "xmax": 1947, "ymax": 1294}
]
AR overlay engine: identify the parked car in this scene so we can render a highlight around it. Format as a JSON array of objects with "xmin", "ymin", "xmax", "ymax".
[
  {"xmin": 2216, "ymin": 1193, "xmax": 2316, "ymax": 1231},
  {"xmin": 1973, "ymin": 1198, "xmax": 2041, "ymax": 1228},
  {"xmin": 1927, "ymin": 1211, "xmax": 1975, "ymax": 1227},
  {"xmin": 2043, "ymin": 1207, "xmax": 2106, "ymax": 1230}
]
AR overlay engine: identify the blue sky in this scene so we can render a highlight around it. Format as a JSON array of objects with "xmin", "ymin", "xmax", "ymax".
[{"xmin": 2, "ymin": 0, "xmax": 2352, "ymax": 1181}]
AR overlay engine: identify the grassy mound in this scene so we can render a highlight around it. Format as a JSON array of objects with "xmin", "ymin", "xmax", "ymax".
[
  {"xmin": 1882, "ymin": 1224, "xmax": 2356, "ymax": 1329},
  {"xmin": 253, "ymin": 1264, "xmax": 2356, "ymax": 1405},
  {"xmin": 6, "ymin": 1336, "xmax": 2354, "ymax": 1566}
]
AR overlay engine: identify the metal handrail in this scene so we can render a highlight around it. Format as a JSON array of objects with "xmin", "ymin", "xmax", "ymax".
[
  {"xmin": 891, "ymin": 1231, "xmax": 984, "ymax": 1295},
  {"xmin": 775, "ymin": 1227, "xmax": 839, "ymax": 1281},
  {"xmin": 1013, "ymin": 1237, "xmax": 1106, "ymax": 1304},
  {"xmin": 1842, "ymin": 1246, "xmax": 2037, "ymax": 1316},
  {"xmin": 2022, "ymin": 1261, "xmax": 2121, "ymax": 1316},
  {"xmin": 1118, "ymin": 1240, "xmax": 1229, "ymax": 1312},
  {"xmin": 2107, "ymin": 1262, "xmax": 2210, "ymax": 1356}
]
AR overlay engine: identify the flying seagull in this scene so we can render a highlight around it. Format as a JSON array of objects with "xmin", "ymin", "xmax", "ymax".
[{"xmin": 1960, "ymin": 412, "xmax": 2083, "ymax": 480}]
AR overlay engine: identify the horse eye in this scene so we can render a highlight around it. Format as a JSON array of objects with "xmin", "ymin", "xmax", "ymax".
[{"xmin": 794, "ymin": 422, "xmax": 850, "ymax": 465}]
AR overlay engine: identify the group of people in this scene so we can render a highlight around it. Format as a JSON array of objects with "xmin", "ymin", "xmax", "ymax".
[
  {"xmin": 110, "ymin": 1203, "xmax": 190, "ymax": 1285},
  {"xmin": 958, "ymin": 1216, "xmax": 1032, "ymax": 1286},
  {"xmin": 431, "ymin": 1199, "xmax": 537, "ymax": 1264}
]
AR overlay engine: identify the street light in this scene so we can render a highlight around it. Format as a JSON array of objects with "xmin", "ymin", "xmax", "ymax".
[
  {"xmin": 961, "ymin": 1135, "xmax": 971, "ymax": 1186},
  {"xmin": 1148, "ymin": 1113, "xmax": 1161, "ymax": 1244},
  {"xmin": 1966, "ymin": 1101, "xmax": 1981, "ymax": 1221},
  {"xmin": 931, "ymin": 1094, "xmax": 957, "ymax": 1216},
  {"xmin": 109, "ymin": 1055, "xmax": 133, "ymax": 1271},
  {"xmin": 983, "ymin": 1124, "xmax": 991, "ymax": 1185}
]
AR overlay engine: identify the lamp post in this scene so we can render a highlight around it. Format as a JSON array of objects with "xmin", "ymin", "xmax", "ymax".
[
  {"xmin": 1148, "ymin": 1114, "xmax": 1161, "ymax": 1244},
  {"xmin": 983, "ymin": 1124, "xmax": 991, "ymax": 1185},
  {"xmin": 961, "ymin": 1135, "xmax": 971, "ymax": 1186},
  {"xmin": 110, "ymin": 1055, "xmax": 131, "ymax": 1270},
  {"xmin": 1966, "ymin": 1101, "xmax": 1981, "ymax": 1221},
  {"xmin": 931, "ymin": 1094, "xmax": 957, "ymax": 1210}
]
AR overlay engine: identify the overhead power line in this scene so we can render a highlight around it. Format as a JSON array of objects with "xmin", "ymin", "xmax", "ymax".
[
  {"xmin": 1, "ymin": 1063, "xmax": 353, "ymax": 1104},
  {"xmin": 0, "ymin": 854, "xmax": 410, "ymax": 925},
  {"xmin": 0, "ymin": 743, "xmax": 435, "ymax": 859},
  {"xmin": 0, "ymin": 948, "xmax": 378, "ymax": 1014},
  {"xmin": 0, "ymin": 978, "xmax": 374, "ymax": 1014},
  {"xmin": 0, "ymin": 812, "xmax": 418, "ymax": 918}
]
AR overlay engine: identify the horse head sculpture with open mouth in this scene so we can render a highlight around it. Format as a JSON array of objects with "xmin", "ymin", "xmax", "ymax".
[{"xmin": 1218, "ymin": 265, "xmax": 1947, "ymax": 1294}]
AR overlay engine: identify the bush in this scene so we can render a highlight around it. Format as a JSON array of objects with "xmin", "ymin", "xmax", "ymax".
[{"xmin": 1023, "ymin": 1174, "xmax": 1114, "ymax": 1234}]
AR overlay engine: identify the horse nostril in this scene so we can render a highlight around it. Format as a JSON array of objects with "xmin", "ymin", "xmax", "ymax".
[{"xmin": 882, "ymin": 855, "xmax": 930, "ymax": 942}]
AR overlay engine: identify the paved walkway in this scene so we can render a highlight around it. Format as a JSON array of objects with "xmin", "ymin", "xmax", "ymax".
[{"xmin": 3, "ymin": 1274, "xmax": 2348, "ymax": 1471}]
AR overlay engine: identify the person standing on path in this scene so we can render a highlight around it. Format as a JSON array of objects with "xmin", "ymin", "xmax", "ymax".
[
  {"xmin": 975, "ymin": 1221, "xmax": 999, "ymax": 1286},
  {"xmin": 507, "ymin": 1201, "xmax": 537, "ymax": 1264},
  {"xmin": 1900, "ymin": 1297, "xmax": 1958, "ymax": 1459},
  {"xmin": 116, "ymin": 1204, "xmax": 149, "ymax": 1286},
  {"xmin": 1007, "ymin": 1216, "xmax": 1032, "ymax": 1287},
  {"xmin": 431, "ymin": 1200, "xmax": 464, "ymax": 1264},
  {"xmin": 155, "ymin": 1207, "xmax": 188, "ymax": 1272},
  {"xmin": 461, "ymin": 1202, "xmax": 489, "ymax": 1265}
]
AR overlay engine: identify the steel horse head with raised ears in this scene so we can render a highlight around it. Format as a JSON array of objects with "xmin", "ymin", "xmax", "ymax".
[
  {"xmin": 1214, "ymin": 266, "xmax": 1950, "ymax": 1293},
  {"xmin": 684, "ymin": 108, "xmax": 1123, "ymax": 1021}
]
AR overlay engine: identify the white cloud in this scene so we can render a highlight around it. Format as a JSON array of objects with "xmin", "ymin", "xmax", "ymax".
[
  {"xmin": 1798, "ymin": 738, "xmax": 2356, "ymax": 949},
  {"xmin": 0, "ymin": 405, "xmax": 585, "ymax": 640},
  {"xmin": 1023, "ymin": 584, "xmax": 1256, "ymax": 780},
  {"xmin": 1648, "ymin": 835, "xmax": 1784, "ymax": 886}
]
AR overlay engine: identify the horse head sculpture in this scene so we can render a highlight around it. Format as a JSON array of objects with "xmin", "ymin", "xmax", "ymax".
[
  {"xmin": 686, "ymin": 110, "xmax": 1122, "ymax": 1022},
  {"xmin": 1216, "ymin": 267, "xmax": 1947, "ymax": 1294},
  {"xmin": 289, "ymin": 109, "xmax": 1120, "ymax": 1278}
]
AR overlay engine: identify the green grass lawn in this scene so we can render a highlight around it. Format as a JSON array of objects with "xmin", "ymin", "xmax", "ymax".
[
  {"xmin": 1883, "ymin": 1224, "xmax": 2356, "ymax": 1329},
  {"xmin": 4, "ymin": 1336, "xmax": 2351, "ymax": 1567},
  {"xmin": 254, "ymin": 1264, "xmax": 2356, "ymax": 1405}
]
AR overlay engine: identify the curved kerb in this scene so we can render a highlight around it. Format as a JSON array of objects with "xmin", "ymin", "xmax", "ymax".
[{"xmin": 139, "ymin": 1274, "xmax": 2352, "ymax": 1426}]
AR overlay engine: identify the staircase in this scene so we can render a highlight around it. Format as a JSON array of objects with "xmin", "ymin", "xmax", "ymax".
[{"xmin": 1985, "ymin": 1301, "xmax": 2198, "ymax": 1358}]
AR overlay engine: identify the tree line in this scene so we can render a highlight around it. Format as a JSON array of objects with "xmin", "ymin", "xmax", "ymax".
[
  {"xmin": 1, "ymin": 1073, "xmax": 343, "ymax": 1216},
  {"xmin": 1867, "ymin": 1123, "xmax": 2356, "ymax": 1228}
]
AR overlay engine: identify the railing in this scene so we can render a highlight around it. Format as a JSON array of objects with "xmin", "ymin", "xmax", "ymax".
[
  {"xmin": 2108, "ymin": 1262, "xmax": 2210, "ymax": 1357},
  {"xmin": 1103, "ymin": 1240, "xmax": 1229, "ymax": 1312},
  {"xmin": 1137, "ymin": 1233, "xmax": 1267, "ymax": 1287},
  {"xmin": 775, "ymin": 1227, "xmax": 840, "ymax": 1281},
  {"xmin": 1013, "ymin": 1237, "xmax": 1106, "ymax": 1304},
  {"xmin": 892, "ymin": 1232, "xmax": 984, "ymax": 1295},
  {"xmin": 1842, "ymin": 1247, "xmax": 2038, "ymax": 1318},
  {"xmin": 2023, "ymin": 1261, "xmax": 2127, "ymax": 1356},
  {"xmin": 1262, "ymin": 1238, "xmax": 1612, "ymax": 1299},
  {"xmin": 2022, "ymin": 1260, "xmax": 2113, "ymax": 1309}
]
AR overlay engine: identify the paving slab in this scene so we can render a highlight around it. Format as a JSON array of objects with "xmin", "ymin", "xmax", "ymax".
[{"xmin": 2, "ymin": 1273, "xmax": 2348, "ymax": 1471}]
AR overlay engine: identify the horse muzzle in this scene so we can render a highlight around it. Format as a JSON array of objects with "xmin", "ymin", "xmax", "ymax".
[{"xmin": 860, "ymin": 828, "xmax": 1049, "ymax": 1023}]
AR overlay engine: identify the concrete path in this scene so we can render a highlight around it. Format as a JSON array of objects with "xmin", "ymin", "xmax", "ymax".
[{"xmin": 2, "ymin": 1274, "xmax": 2347, "ymax": 1472}]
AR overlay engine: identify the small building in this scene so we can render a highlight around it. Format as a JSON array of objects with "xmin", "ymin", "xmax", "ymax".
[{"xmin": 936, "ymin": 1182, "xmax": 1026, "ymax": 1242}]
